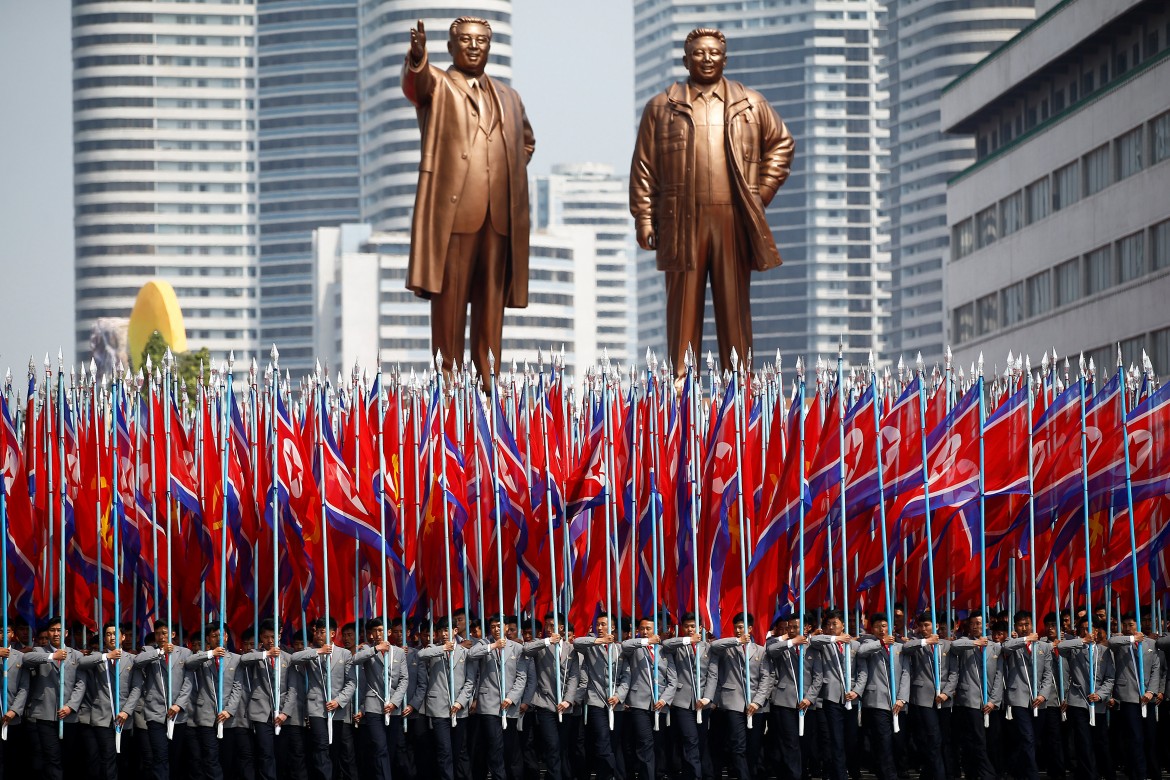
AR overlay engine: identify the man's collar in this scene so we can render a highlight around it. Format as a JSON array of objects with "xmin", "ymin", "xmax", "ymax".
[{"xmin": 687, "ymin": 78, "xmax": 725, "ymax": 103}]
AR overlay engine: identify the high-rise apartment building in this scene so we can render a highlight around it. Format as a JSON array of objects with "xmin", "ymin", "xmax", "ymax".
[
  {"xmin": 633, "ymin": 0, "xmax": 890, "ymax": 368},
  {"xmin": 880, "ymin": 0, "xmax": 1034, "ymax": 364},
  {"xmin": 531, "ymin": 163, "xmax": 638, "ymax": 367},
  {"xmin": 357, "ymin": 0, "xmax": 514, "ymax": 230},
  {"xmin": 256, "ymin": 0, "xmax": 362, "ymax": 372},
  {"xmin": 71, "ymin": 0, "xmax": 259, "ymax": 363}
]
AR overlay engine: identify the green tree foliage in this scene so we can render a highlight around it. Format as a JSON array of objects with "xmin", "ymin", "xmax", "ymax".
[{"xmin": 139, "ymin": 330, "xmax": 212, "ymax": 401}]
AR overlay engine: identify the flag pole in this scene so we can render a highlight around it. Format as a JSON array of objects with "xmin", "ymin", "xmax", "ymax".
[
  {"xmin": 869, "ymin": 356, "xmax": 899, "ymax": 731},
  {"xmin": 976, "ymin": 355, "xmax": 990, "ymax": 728},
  {"xmin": 376, "ymin": 359, "xmax": 392, "ymax": 726},
  {"xmin": 730, "ymin": 349, "xmax": 753, "ymax": 729},
  {"xmin": 490, "ymin": 352, "xmax": 509, "ymax": 731},
  {"xmin": 1023, "ymin": 355, "xmax": 1042, "ymax": 719},
  {"xmin": 249, "ymin": 360, "xmax": 259, "ymax": 645},
  {"xmin": 1075, "ymin": 358, "xmax": 1094, "ymax": 727},
  {"xmin": 161, "ymin": 349, "xmax": 176, "ymax": 739},
  {"xmin": 685, "ymin": 348, "xmax": 704, "ymax": 726},
  {"xmin": 1116, "ymin": 347, "xmax": 1147, "ymax": 715},
  {"xmin": 434, "ymin": 353, "xmax": 458, "ymax": 729},
  {"xmin": 1, "ymin": 380, "xmax": 10, "ymax": 739},
  {"xmin": 218, "ymin": 357, "xmax": 233, "ymax": 739},
  {"xmin": 796, "ymin": 360, "xmax": 807, "ymax": 736},
  {"xmin": 601, "ymin": 367, "xmax": 615, "ymax": 730},
  {"xmin": 313, "ymin": 360, "xmax": 334, "ymax": 743},
  {"xmin": 647, "ymin": 352, "xmax": 663, "ymax": 732},
  {"xmin": 915, "ymin": 354, "xmax": 942, "ymax": 705},
  {"xmin": 269, "ymin": 347, "xmax": 282, "ymax": 733},
  {"xmin": 112, "ymin": 369, "xmax": 124, "ymax": 750},
  {"xmin": 836, "ymin": 344, "xmax": 851, "ymax": 708},
  {"xmin": 56, "ymin": 358, "xmax": 67, "ymax": 740}
]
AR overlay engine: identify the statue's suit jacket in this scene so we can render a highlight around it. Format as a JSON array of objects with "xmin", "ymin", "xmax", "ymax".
[{"xmin": 401, "ymin": 51, "xmax": 535, "ymax": 308}]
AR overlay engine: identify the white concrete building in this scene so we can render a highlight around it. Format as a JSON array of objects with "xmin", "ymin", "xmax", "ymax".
[
  {"xmin": 880, "ymin": 0, "xmax": 1035, "ymax": 365},
  {"xmin": 633, "ymin": 0, "xmax": 891, "ymax": 368},
  {"xmin": 942, "ymin": 0, "xmax": 1170, "ymax": 375},
  {"xmin": 356, "ymin": 0, "xmax": 514, "ymax": 230},
  {"xmin": 314, "ymin": 224, "xmax": 601, "ymax": 377},
  {"xmin": 531, "ymin": 163, "xmax": 637, "ymax": 367},
  {"xmin": 71, "ymin": 1, "xmax": 259, "ymax": 363}
]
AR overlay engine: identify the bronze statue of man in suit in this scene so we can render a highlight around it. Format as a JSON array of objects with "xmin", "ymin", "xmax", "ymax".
[
  {"xmin": 631, "ymin": 28, "xmax": 795, "ymax": 380},
  {"xmin": 402, "ymin": 18, "xmax": 535, "ymax": 382}
]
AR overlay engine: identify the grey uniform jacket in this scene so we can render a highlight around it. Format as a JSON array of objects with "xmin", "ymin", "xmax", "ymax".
[
  {"xmin": 703, "ymin": 638, "xmax": 775, "ymax": 713},
  {"xmin": 78, "ymin": 652, "xmax": 145, "ymax": 729},
  {"xmin": 620, "ymin": 639, "xmax": 677, "ymax": 710},
  {"xmin": 404, "ymin": 647, "xmax": 427, "ymax": 715},
  {"xmin": 1156, "ymin": 636, "xmax": 1170, "ymax": 696},
  {"xmin": 0, "ymin": 650, "xmax": 30, "ymax": 724},
  {"xmin": 1108, "ymin": 635, "xmax": 1163, "ymax": 704},
  {"xmin": 1056, "ymin": 638, "xmax": 1115, "ymax": 711},
  {"xmin": 351, "ymin": 645, "xmax": 409, "ymax": 716},
  {"xmin": 573, "ymin": 637, "xmax": 630, "ymax": 709},
  {"xmin": 856, "ymin": 639, "xmax": 910, "ymax": 710},
  {"xmin": 902, "ymin": 638, "xmax": 955, "ymax": 709},
  {"xmin": 240, "ymin": 649, "xmax": 293, "ymax": 723},
  {"xmin": 290, "ymin": 646, "xmax": 357, "ymax": 722},
  {"xmin": 185, "ymin": 650, "xmax": 245, "ymax": 728},
  {"xmin": 282, "ymin": 659, "xmax": 308, "ymax": 726},
  {"xmin": 809, "ymin": 636, "xmax": 866, "ymax": 706},
  {"xmin": 468, "ymin": 640, "xmax": 529, "ymax": 718},
  {"xmin": 662, "ymin": 636, "xmax": 708, "ymax": 710},
  {"xmin": 1000, "ymin": 637, "xmax": 1057, "ymax": 707},
  {"xmin": 945, "ymin": 638, "xmax": 1005, "ymax": 709},
  {"xmin": 766, "ymin": 637, "xmax": 824, "ymax": 709},
  {"xmin": 134, "ymin": 646, "xmax": 194, "ymax": 724},
  {"xmin": 522, "ymin": 638, "xmax": 584, "ymax": 714},
  {"xmin": 24, "ymin": 646, "xmax": 87, "ymax": 723},
  {"xmin": 417, "ymin": 643, "xmax": 478, "ymax": 719}
]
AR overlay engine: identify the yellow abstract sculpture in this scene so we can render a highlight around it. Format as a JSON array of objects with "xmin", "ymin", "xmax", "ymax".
[{"xmin": 128, "ymin": 280, "xmax": 188, "ymax": 371}]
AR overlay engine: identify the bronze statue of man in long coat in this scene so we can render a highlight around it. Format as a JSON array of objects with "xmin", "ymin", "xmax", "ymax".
[
  {"xmin": 631, "ymin": 28, "xmax": 795, "ymax": 379},
  {"xmin": 402, "ymin": 17, "xmax": 535, "ymax": 381}
]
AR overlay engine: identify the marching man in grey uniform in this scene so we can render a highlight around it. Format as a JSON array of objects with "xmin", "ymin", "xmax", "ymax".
[
  {"xmin": 902, "ymin": 611, "xmax": 955, "ymax": 780},
  {"xmin": 418, "ymin": 616, "xmax": 478, "ymax": 780},
  {"xmin": 24, "ymin": 615, "xmax": 88, "ymax": 780},
  {"xmin": 522, "ymin": 612, "xmax": 584, "ymax": 780},
  {"xmin": 809, "ymin": 609, "xmax": 866, "ymax": 780},
  {"xmin": 621, "ymin": 615, "xmax": 676, "ymax": 780},
  {"xmin": 185, "ymin": 622, "xmax": 245, "ymax": 780},
  {"xmin": 1057, "ymin": 616, "xmax": 1114, "ymax": 780},
  {"xmin": 766, "ymin": 614, "xmax": 822, "ymax": 780},
  {"xmin": 134, "ymin": 620, "xmax": 194, "ymax": 780},
  {"xmin": 1108, "ymin": 613, "xmax": 1162, "ymax": 780},
  {"xmin": 290, "ymin": 616, "xmax": 358, "ymax": 780},
  {"xmin": 945, "ymin": 613, "xmax": 1005, "ymax": 780},
  {"xmin": 663, "ymin": 611, "xmax": 711, "ymax": 780},
  {"xmin": 857, "ymin": 613, "xmax": 909, "ymax": 780},
  {"xmin": 702, "ymin": 611, "xmax": 775, "ymax": 780},
  {"xmin": 78, "ymin": 621, "xmax": 145, "ymax": 779},
  {"xmin": 351, "ymin": 616, "xmax": 410, "ymax": 780},
  {"xmin": 240, "ymin": 618, "xmax": 294, "ymax": 780},
  {"xmin": 0, "ymin": 623, "xmax": 32, "ymax": 774},
  {"xmin": 468, "ymin": 613, "xmax": 531, "ymax": 780},
  {"xmin": 999, "ymin": 611, "xmax": 1055, "ymax": 780},
  {"xmin": 575, "ymin": 613, "xmax": 630, "ymax": 780}
]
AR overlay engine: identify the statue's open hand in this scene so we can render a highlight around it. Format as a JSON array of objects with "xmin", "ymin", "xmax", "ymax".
[
  {"xmin": 410, "ymin": 20, "xmax": 426, "ymax": 64},
  {"xmin": 637, "ymin": 224, "xmax": 656, "ymax": 251}
]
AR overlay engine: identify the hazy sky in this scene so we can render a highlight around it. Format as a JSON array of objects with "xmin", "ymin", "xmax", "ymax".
[{"xmin": 0, "ymin": 0, "xmax": 636, "ymax": 372}]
